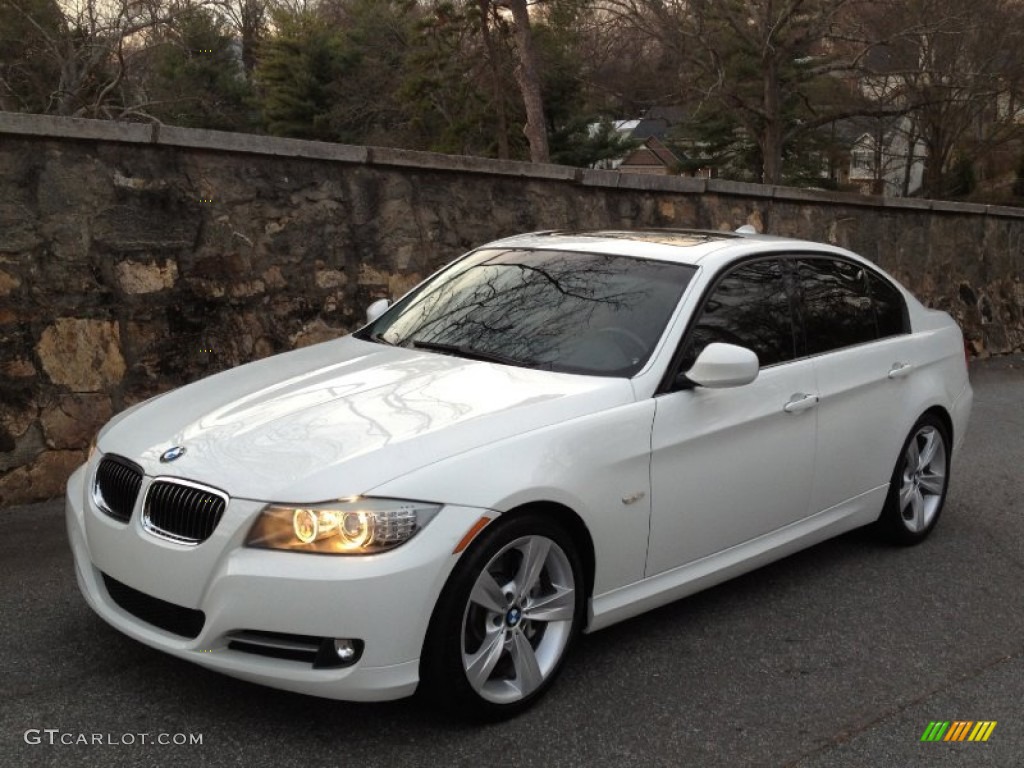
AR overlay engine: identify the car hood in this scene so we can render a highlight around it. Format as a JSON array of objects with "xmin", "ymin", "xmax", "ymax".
[{"xmin": 98, "ymin": 336, "xmax": 634, "ymax": 502}]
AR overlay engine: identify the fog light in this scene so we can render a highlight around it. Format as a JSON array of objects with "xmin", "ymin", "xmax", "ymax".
[
  {"xmin": 333, "ymin": 639, "xmax": 357, "ymax": 662},
  {"xmin": 312, "ymin": 637, "xmax": 364, "ymax": 669}
]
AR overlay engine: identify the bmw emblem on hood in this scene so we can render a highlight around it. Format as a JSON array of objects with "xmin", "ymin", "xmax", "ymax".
[{"xmin": 160, "ymin": 445, "xmax": 187, "ymax": 463}]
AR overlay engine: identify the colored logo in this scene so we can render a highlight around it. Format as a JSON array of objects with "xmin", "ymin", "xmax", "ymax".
[
  {"xmin": 921, "ymin": 721, "xmax": 997, "ymax": 742},
  {"xmin": 160, "ymin": 445, "xmax": 187, "ymax": 463}
]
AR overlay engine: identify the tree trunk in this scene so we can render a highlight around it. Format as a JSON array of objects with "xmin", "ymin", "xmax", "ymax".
[
  {"xmin": 761, "ymin": 56, "xmax": 783, "ymax": 185},
  {"xmin": 506, "ymin": 0, "xmax": 550, "ymax": 164},
  {"xmin": 921, "ymin": 126, "xmax": 949, "ymax": 197},
  {"xmin": 239, "ymin": 0, "xmax": 265, "ymax": 80},
  {"xmin": 902, "ymin": 123, "xmax": 918, "ymax": 197},
  {"xmin": 479, "ymin": 0, "xmax": 510, "ymax": 160},
  {"xmin": 872, "ymin": 123, "xmax": 884, "ymax": 195},
  {"xmin": 56, "ymin": 51, "xmax": 78, "ymax": 116},
  {"xmin": 922, "ymin": 157, "xmax": 943, "ymax": 197}
]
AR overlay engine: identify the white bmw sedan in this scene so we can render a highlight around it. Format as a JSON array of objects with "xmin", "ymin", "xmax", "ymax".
[{"xmin": 66, "ymin": 229, "xmax": 972, "ymax": 718}]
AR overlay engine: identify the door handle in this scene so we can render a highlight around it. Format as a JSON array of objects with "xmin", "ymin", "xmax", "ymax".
[
  {"xmin": 888, "ymin": 362, "xmax": 913, "ymax": 379},
  {"xmin": 784, "ymin": 393, "xmax": 819, "ymax": 413}
]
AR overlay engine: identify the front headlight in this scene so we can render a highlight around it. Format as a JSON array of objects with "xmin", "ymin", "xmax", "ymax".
[{"xmin": 245, "ymin": 497, "xmax": 441, "ymax": 555}]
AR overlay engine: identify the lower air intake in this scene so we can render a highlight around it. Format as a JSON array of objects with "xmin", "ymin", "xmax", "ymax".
[{"xmin": 102, "ymin": 573, "xmax": 205, "ymax": 639}]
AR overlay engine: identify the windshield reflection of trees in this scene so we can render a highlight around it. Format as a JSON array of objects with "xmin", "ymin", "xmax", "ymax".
[{"xmin": 380, "ymin": 250, "xmax": 692, "ymax": 375}]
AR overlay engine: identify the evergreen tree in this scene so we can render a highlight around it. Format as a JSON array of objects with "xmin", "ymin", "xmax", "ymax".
[
  {"xmin": 143, "ymin": 8, "xmax": 256, "ymax": 131},
  {"xmin": 322, "ymin": 0, "xmax": 419, "ymax": 146},
  {"xmin": 550, "ymin": 117, "xmax": 636, "ymax": 168},
  {"xmin": 0, "ymin": 0, "xmax": 65, "ymax": 113},
  {"xmin": 400, "ymin": 1, "xmax": 523, "ymax": 156},
  {"xmin": 255, "ymin": 6, "xmax": 354, "ymax": 140}
]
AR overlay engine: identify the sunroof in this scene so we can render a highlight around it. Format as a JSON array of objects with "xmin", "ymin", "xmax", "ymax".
[{"xmin": 548, "ymin": 230, "xmax": 739, "ymax": 247}]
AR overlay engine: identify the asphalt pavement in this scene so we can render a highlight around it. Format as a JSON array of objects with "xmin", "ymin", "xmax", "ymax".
[{"xmin": 2, "ymin": 354, "xmax": 1022, "ymax": 768}]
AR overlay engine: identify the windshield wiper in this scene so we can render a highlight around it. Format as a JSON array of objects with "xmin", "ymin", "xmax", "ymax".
[{"xmin": 409, "ymin": 340, "xmax": 541, "ymax": 369}]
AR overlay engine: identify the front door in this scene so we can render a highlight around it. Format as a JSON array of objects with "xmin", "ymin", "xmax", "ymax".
[{"xmin": 646, "ymin": 258, "xmax": 818, "ymax": 576}]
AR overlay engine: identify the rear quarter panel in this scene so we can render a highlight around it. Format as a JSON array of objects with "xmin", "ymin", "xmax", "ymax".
[{"xmin": 905, "ymin": 304, "xmax": 972, "ymax": 455}]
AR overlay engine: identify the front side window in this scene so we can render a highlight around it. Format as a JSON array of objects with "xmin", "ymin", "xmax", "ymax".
[
  {"xmin": 678, "ymin": 259, "xmax": 797, "ymax": 370},
  {"xmin": 797, "ymin": 258, "xmax": 877, "ymax": 355},
  {"xmin": 360, "ymin": 249, "xmax": 696, "ymax": 376}
]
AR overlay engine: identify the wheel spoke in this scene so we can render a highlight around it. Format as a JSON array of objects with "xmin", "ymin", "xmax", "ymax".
[
  {"xmin": 509, "ymin": 630, "xmax": 544, "ymax": 696},
  {"xmin": 905, "ymin": 439, "xmax": 921, "ymax": 472},
  {"xmin": 470, "ymin": 571, "xmax": 508, "ymax": 614},
  {"xmin": 919, "ymin": 471, "xmax": 945, "ymax": 496},
  {"xmin": 464, "ymin": 627, "xmax": 505, "ymax": 690},
  {"xmin": 899, "ymin": 480, "xmax": 915, "ymax": 513},
  {"xmin": 908, "ymin": 488, "xmax": 925, "ymax": 531},
  {"xmin": 522, "ymin": 585, "xmax": 575, "ymax": 623},
  {"xmin": 515, "ymin": 537, "xmax": 551, "ymax": 601},
  {"xmin": 917, "ymin": 430, "xmax": 938, "ymax": 470}
]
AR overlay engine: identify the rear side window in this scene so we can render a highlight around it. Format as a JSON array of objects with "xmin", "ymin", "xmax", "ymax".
[
  {"xmin": 797, "ymin": 259, "xmax": 876, "ymax": 355},
  {"xmin": 678, "ymin": 259, "xmax": 796, "ymax": 369},
  {"xmin": 867, "ymin": 271, "xmax": 909, "ymax": 337}
]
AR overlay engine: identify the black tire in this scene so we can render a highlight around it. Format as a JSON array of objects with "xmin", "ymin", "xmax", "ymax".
[
  {"xmin": 419, "ymin": 513, "xmax": 585, "ymax": 720},
  {"xmin": 875, "ymin": 413, "xmax": 951, "ymax": 545}
]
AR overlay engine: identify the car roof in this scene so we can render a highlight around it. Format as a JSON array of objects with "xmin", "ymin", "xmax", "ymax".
[{"xmin": 484, "ymin": 228, "xmax": 856, "ymax": 269}]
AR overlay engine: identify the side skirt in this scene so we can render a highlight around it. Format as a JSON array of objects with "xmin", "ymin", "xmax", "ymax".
[{"xmin": 586, "ymin": 486, "xmax": 886, "ymax": 633}]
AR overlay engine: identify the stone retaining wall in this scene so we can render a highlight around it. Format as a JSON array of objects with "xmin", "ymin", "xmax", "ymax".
[{"xmin": 1, "ymin": 112, "xmax": 1022, "ymax": 504}]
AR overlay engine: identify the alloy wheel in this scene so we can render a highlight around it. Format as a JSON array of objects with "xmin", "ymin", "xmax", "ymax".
[
  {"xmin": 898, "ymin": 425, "xmax": 948, "ymax": 533},
  {"xmin": 460, "ymin": 535, "xmax": 576, "ymax": 704}
]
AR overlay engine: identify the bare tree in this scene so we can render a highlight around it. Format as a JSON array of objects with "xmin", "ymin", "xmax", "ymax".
[
  {"xmin": 212, "ymin": 0, "xmax": 267, "ymax": 78},
  {"xmin": 690, "ymin": 0, "xmax": 896, "ymax": 185},
  {"xmin": 598, "ymin": 0, "xmax": 909, "ymax": 184},
  {"xmin": 867, "ymin": 0, "xmax": 1024, "ymax": 196},
  {"xmin": 0, "ymin": 0, "xmax": 219, "ymax": 119},
  {"xmin": 500, "ymin": 0, "xmax": 551, "ymax": 163},
  {"xmin": 477, "ymin": 0, "xmax": 511, "ymax": 158}
]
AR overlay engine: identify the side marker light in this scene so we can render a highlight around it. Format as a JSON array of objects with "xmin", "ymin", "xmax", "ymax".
[{"xmin": 453, "ymin": 516, "xmax": 493, "ymax": 554}]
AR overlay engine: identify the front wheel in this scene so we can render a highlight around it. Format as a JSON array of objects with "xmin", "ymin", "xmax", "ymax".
[
  {"xmin": 419, "ymin": 514, "xmax": 585, "ymax": 719},
  {"xmin": 876, "ymin": 414, "xmax": 951, "ymax": 545}
]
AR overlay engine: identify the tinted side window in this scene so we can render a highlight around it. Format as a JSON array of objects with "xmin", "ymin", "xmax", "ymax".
[
  {"xmin": 867, "ymin": 271, "xmax": 908, "ymax": 337},
  {"xmin": 798, "ymin": 259, "xmax": 876, "ymax": 355},
  {"xmin": 680, "ymin": 259, "xmax": 796, "ymax": 370}
]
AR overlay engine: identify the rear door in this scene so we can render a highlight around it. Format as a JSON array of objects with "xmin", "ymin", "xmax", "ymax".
[{"xmin": 794, "ymin": 256, "xmax": 917, "ymax": 517}]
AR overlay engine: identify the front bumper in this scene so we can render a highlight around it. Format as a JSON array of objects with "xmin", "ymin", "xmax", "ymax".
[{"xmin": 65, "ymin": 463, "xmax": 487, "ymax": 701}]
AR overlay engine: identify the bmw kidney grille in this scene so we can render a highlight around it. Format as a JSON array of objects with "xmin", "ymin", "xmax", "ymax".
[
  {"xmin": 93, "ymin": 455, "xmax": 144, "ymax": 523},
  {"xmin": 143, "ymin": 479, "xmax": 228, "ymax": 544}
]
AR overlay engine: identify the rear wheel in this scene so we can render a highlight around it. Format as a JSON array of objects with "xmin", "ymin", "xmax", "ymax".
[
  {"xmin": 876, "ymin": 414, "xmax": 951, "ymax": 545},
  {"xmin": 420, "ymin": 514, "xmax": 585, "ymax": 719}
]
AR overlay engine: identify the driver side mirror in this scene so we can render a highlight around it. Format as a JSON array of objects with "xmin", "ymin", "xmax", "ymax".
[
  {"xmin": 365, "ymin": 298, "xmax": 391, "ymax": 324},
  {"xmin": 683, "ymin": 343, "xmax": 759, "ymax": 388}
]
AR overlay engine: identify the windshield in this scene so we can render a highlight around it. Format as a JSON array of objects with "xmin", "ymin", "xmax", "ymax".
[{"xmin": 359, "ymin": 248, "xmax": 696, "ymax": 376}]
